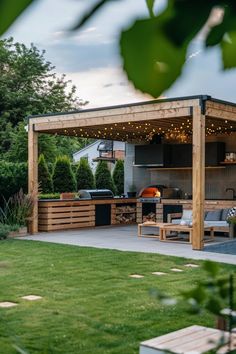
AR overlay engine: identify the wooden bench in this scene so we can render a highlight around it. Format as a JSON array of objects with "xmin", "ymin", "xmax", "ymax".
[{"xmin": 140, "ymin": 325, "xmax": 236, "ymax": 354}]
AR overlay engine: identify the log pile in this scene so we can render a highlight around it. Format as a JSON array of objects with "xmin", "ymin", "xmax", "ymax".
[
  {"xmin": 143, "ymin": 212, "xmax": 156, "ymax": 222},
  {"xmin": 115, "ymin": 205, "xmax": 136, "ymax": 224}
]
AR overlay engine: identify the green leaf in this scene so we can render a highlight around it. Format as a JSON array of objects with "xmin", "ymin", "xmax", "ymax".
[
  {"xmin": 183, "ymin": 285, "xmax": 206, "ymax": 304},
  {"xmin": 164, "ymin": 0, "xmax": 214, "ymax": 46},
  {"xmin": 203, "ymin": 261, "xmax": 219, "ymax": 278},
  {"xmin": 221, "ymin": 30, "xmax": 236, "ymax": 69},
  {"xmin": 206, "ymin": 22, "xmax": 227, "ymax": 47},
  {"xmin": 72, "ymin": 0, "xmax": 111, "ymax": 30},
  {"xmin": 120, "ymin": 17, "xmax": 187, "ymax": 97},
  {"xmin": 146, "ymin": 0, "xmax": 155, "ymax": 18},
  {"xmin": 205, "ymin": 297, "xmax": 222, "ymax": 315},
  {"xmin": 0, "ymin": 0, "xmax": 34, "ymax": 35}
]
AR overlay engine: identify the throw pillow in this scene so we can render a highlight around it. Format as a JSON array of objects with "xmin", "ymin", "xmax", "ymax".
[
  {"xmin": 180, "ymin": 210, "xmax": 192, "ymax": 225},
  {"xmin": 226, "ymin": 207, "xmax": 236, "ymax": 219},
  {"xmin": 205, "ymin": 210, "xmax": 222, "ymax": 221},
  {"xmin": 221, "ymin": 208, "xmax": 231, "ymax": 221}
]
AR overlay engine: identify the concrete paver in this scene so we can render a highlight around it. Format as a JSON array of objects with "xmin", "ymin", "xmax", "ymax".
[{"xmin": 19, "ymin": 225, "xmax": 236, "ymax": 265}]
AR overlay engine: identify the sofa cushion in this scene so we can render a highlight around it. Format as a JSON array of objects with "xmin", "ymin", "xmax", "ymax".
[
  {"xmin": 204, "ymin": 221, "xmax": 228, "ymax": 227},
  {"xmin": 205, "ymin": 210, "xmax": 222, "ymax": 221},
  {"xmin": 221, "ymin": 208, "xmax": 231, "ymax": 221}
]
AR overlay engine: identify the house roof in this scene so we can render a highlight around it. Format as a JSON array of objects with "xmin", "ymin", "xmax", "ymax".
[{"xmin": 73, "ymin": 140, "xmax": 101, "ymax": 158}]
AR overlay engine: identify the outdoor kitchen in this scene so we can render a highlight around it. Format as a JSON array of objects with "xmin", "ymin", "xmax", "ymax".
[{"xmin": 29, "ymin": 95, "xmax": 236, "ymax": 249}]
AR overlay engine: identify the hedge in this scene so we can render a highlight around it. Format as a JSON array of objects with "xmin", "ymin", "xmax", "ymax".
[{"xmin": 0, "ymin": 161, "xmax": 27, "ymax": 205}]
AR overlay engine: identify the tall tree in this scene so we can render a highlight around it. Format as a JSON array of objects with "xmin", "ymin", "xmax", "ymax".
[
  {"xmin": 0, "ymin": 37, "xmax": 86, "ymax": 159},
  {"xmin": 38, "ymin": 154, "xmax": 53, "ymax": 193},
  {"xmin": 52, "ymin": 156, "xmax": 77, "ymax": 193},
  {"xmin": 112, "ymin": 160, "xmax": 124, "ymax": 196},
  {"xmin": 76, "ymin": 158, "xmax": 95, "ymax": 190},
  {"xmin": 95, "ymin": 161, "xmax": 116, "ymax": 194}
]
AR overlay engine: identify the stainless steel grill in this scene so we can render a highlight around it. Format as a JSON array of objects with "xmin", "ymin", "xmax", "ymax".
[{"xmin": 78, "ymin": 189, "xmax": 114, "ymax": 200}]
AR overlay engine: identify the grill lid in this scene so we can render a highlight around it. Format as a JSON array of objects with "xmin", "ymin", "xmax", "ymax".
[{"xmin": 78, "ymin": 189, "xmax": 114, "ymax": 199}]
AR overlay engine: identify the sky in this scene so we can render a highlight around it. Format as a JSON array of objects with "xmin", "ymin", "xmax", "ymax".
[{"xmin": 4, "ymin": 0, "xmax": 236, "ymax": 108}]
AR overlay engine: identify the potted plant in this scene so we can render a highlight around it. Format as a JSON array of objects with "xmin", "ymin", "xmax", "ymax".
[
  {"xmin": 127, "ymin": 184, "xmax": 137, "ymax": 198},
  {"xmin": 227, "ymin": 215, "xmax": 236, "ymax": 238}
]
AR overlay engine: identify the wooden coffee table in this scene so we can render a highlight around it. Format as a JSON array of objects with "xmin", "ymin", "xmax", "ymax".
[
  {"xmin": 159, "ymin": 224, "xmax": 214, "ymax": 243},
  {"xmin": 138, "ymin": 222, "xmax": 173, "ymax": 239}
]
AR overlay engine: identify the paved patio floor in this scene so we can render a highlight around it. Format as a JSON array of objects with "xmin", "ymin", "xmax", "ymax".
[{"xmin": 19, "ymin": 225, "xmax": 236, "ymax": 265}]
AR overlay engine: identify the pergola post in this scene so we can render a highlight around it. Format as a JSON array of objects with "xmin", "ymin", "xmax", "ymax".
[
  {"xmin": 192, "ymin": 106, "xmax": 205, "ymax": 250},
  {"xmin": 28, "ymin": 123, "xmax": 38, "ymax": 234}
]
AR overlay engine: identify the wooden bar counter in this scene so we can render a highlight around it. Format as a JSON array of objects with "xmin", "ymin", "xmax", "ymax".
[{"xmin": 38, "ymin": 198, "xmax": 137, "ymax": 232}]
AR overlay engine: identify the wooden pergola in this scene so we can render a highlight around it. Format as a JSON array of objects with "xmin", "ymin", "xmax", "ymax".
[{"xmin": 28, "ymin": 95, "xmax": 236, "ymax": 250}]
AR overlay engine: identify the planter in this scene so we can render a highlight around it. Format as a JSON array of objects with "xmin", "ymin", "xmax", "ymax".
[
  {"xmin": 60, "ymin": 192, "xmax": 76, "ymax": 200},
  {"xmin": 229, "ymin": 223, "xmax": 236, "ymax": 239},
  {"xmin": 8, "ymin": 227, "xmax": 28, "ymax": 237}
]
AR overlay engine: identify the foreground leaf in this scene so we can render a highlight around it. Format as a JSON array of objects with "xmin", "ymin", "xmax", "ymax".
[
  {"xmin": 221, "ymin": 30, "xmax": 236, "ymax": 69},
  {"xmin": 120, "ymin": 18, "xmax": 187, "ymax": 97},
  {"xmin": 0, "ymin": 0, "xmax": 34, "ymax": 35}
]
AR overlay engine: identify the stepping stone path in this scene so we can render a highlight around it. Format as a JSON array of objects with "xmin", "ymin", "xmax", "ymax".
[
  {"xmin": 184, "ymin": 264, "xmax": 199, "ymax": 268},
  {"xmin": 21, "ymin": 295, "xmax": 42, "ymax": 301},
  {"xmin": 129, "ymin": 274, "xmax": 144, "ymax": 278},
  {"xmin": 0, "ymin": 302, "xmax": 18, "ymax": 308},
  {"xmin": 170, "ymin": 268, "xmax": 183, "ymax": 272},
  {"xmin": 152, "ymin": 272, "xmax": 167, "ymax": 276}
]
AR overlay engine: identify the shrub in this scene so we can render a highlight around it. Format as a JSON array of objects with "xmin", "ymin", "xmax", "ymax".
[
  {"xmin": 76, "ymin": 158, "xmax": 95, "ymax": 190},
  {"xmin": 52, "ymin": 156, "xmax": 77, "ymax": 193},
  {"xmin": 95, "ymin": 161, "xmax": 116, "ymax": 194},
  {"xmin": 38, "ymin": 154, "xmax": 53, "ymax": 193},
  {"xmin": 112, "ymin": 160, "xmax": 124, "ymax": 196},
  {"xmin": 38, "ymin": 193, "xmax": 60, "ymax": 200},
  {"xmin": 0, "ymin": 189, "xmax": 34, "ymax": 227},
  {"xmin": 0, "ymin": 161, "xmax": 28, "ymax": 205},
  {"xmin": 0, "ymin": 224, "xmax": 11, "ymax": 239}
]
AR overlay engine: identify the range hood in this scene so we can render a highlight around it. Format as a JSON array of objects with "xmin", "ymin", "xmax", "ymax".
[{"xmin": 134, "ymin": 145, "xmax": 171, "ymax": 167}]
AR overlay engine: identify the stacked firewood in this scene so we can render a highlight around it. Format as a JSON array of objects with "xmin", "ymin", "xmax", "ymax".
[
  {"xmin": 116, "ymin": 205, "xmax": 136, "ymax": 213},
  {"xmin": 115, "ymin": 205, "xmax": 136, "ymax": 224},
  {"xmin": 116, "ymin": 213, "xmax": 136, "ymax": 223},
  {"xmin": 143, "ymin": 212, "xmax": 156, "ymax": 222}
]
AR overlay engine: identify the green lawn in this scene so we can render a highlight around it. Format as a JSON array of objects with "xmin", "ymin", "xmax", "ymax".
[{"xmin": 0, "ymin": 240, "xmax": 235, "ymax": 354}]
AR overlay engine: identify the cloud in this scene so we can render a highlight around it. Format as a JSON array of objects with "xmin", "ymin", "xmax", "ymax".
[{"xmin": 62, "ymin": 66, "xmax": 152, "ymax": 108}]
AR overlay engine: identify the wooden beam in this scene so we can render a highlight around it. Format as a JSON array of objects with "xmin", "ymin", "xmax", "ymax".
[
  {"xmin": 206, "ymin": 107, "xmax": 236, "ymax": 122},
  {"xmin": 28, "ymin": 124, "xmax": 38, "ymax": 234},
  {"xmin": 30, "ymin": 98, "xmax": 200, "ymax": 125},
  {"xmin": 33, "ymin": 107, "xmax": 191, "ymax": 132},
  {"xmin": 192, "ymin": 106, "xmax": 205, "ymax": 250}
]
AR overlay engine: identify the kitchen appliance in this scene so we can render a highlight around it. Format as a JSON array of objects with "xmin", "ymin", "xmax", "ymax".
[
  {"xmin": 138, "ymin": 185, "xmax": 180, "ymax": 202},
  {"xmin": 134, "ymin": 144, "xmax": 171, "ymax": 166},
  {"xmin": 78, "ymin": 189, "xmax": 114, "ymax": 226},
  {"xmin": 138, "ymin": 185, "xmax": 181, "ymax": 222},
  {"xmin": 78, "ymin": 189, "xmax": 114, "ymax": 199}
]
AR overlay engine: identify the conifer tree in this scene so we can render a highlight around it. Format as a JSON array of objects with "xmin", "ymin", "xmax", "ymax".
[
  {"xmin": 38, "ymin": 154, "xmax": 53, "ymax": 193},
  {"xmin": 52, "ymin": 156, "xmax": 76, "ymax": 193},
  {"xmin": 76, "ymin": 158, "xmax": 95, "ymax": 190},
  {"xmin": 113, "ymin": 160, "xmax": 124, "ymax": 196},
  {"xmin": 95, "ymin": 161, "xmax": 116, "ymax": 194}
]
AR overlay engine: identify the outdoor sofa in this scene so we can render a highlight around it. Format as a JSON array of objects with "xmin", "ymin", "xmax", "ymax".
[{"xmin": 169, "ymin": 208, "xmax": 233, "ymax": 235}]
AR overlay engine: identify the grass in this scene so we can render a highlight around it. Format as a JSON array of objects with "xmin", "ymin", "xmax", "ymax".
[{"xmin": 0, "ymin": 240, "xmax": 235, "ymax": 354}]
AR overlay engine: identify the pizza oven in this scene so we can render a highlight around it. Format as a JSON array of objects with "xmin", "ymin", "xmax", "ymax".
[
  {"xmin": 138, "ymin": 185, "xmax": 166, "ymax": 202},
  {"xmin": 138, "ymin": 185, "xmax": 181, "ymax": 222}
]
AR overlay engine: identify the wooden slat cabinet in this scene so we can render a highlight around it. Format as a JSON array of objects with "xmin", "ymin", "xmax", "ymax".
[
  {"xmin": 38, "ymin": 198, "xmax": 137, "ymax": 231},
  {"xmin": 38, "ymin": 200, "xmax": 95, "ymax": 231}
]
